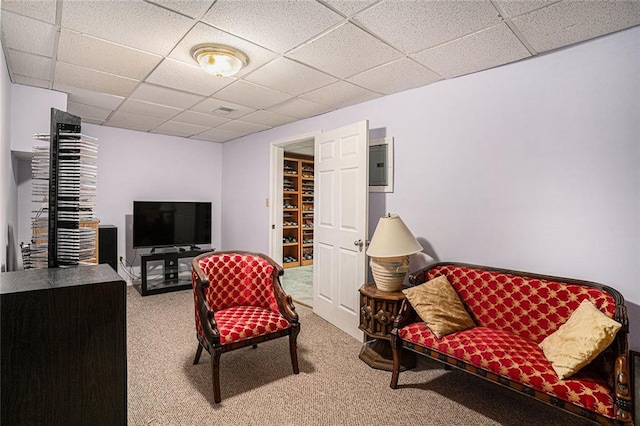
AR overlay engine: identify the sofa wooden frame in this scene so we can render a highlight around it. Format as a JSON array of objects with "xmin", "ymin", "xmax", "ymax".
[{"xmin": 389, "ymin": 262, "xmax": 633, "ymax": 425}]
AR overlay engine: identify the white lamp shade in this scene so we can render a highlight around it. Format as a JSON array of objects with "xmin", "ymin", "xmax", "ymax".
[{"xmin": 366, "ymin": 214, "xmax": 422, "ymax": 258}]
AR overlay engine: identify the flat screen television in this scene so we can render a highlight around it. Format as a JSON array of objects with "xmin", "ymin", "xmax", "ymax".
[{"xmin": 133, "ymin": 201, "xmax": 212, "ymax": 249}]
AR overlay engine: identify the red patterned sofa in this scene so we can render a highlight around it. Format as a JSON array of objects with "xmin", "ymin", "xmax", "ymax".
[{"xmin": 390, "ymin": 262, "xmax": 633, "ymax": 424}]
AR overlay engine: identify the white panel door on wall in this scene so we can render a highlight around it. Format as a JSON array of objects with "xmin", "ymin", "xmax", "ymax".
[{"xmin": 313, "ymin": 120, "xmax": 369, "ymax": 340}]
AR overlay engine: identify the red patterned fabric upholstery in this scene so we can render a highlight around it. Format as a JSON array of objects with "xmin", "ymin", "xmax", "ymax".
[
  {"xmin": 425, "ymin": 265, "xmax": 616, "ymax": 343},
  {"xmin": 215, "ymin": 306, "xmax": 291, "ymax": 345},
  {"xmin": 197, "ymin": 253, "xmax": 281, "ymax": 312},
  {"xmin": 399, "ymin": 323, "xmax": 614, "ymax": 418},
  {"xmin": 192, "ymin": 253, "xmax": 284, "ymax": 344}
]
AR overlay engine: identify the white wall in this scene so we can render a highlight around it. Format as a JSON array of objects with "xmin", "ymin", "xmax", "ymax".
[
  {"xmin": 10, "ymin": 84, "xmax": 67, "ymax": 153},
  {"xmin": 83, "ymin": 123, "xmax": 223, "ymax": 277},
  {"xmin": 10, "ymin": 84, "xmax": 68, "ymax": 269},
  {"xmin": 0, "ymin": 38, "xmax": 14, "ymax": 271},
  {"xmin": 220, "ymin": 28, "xmax": 640, "ymax": 348}
]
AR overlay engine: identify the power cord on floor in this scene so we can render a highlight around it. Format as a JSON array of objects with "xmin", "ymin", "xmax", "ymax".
[{"xmin": 119, "ymin": 251, "xmax": 140, "ymax": 281}]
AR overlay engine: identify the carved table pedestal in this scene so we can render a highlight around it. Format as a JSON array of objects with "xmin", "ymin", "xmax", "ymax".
[{"xmin": 359, "ymin": 283, "xmax": 416, "ymax": 371}]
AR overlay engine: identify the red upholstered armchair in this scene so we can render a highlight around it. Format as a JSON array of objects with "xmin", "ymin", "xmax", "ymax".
[{"xmin": 191, "ymin": 251, "xmax": 300, "ymax": 403}]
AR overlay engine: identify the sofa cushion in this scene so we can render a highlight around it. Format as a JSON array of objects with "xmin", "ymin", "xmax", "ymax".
[
  {"xmin": 403, "ymin": 275, "xmax": 475, "ymax": 338},
  {"xmin": 399, "ymin": 322, "xmax": 615, "ymax": 418},
  {"xmin": 539, "ymin": 300, "xmax": 621, "ymax": 379},
  {"xmin": 425, "ymin": 265, "xmax": 617, "ymax": 343}
]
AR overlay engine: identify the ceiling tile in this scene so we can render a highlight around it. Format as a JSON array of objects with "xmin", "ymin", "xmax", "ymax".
[
  {"xmin": 193, "ymin": 127, "xmax": 244, "ymax": 143},
  {"xmin": 213, "ymin": 80, "xmax": 291, "ymax": 110},
  {"xmin": 244, "ymin": 58, "xmax": 337, "ymax": 96},
  {"xmin": 1, "ymin": 0, "xmax": 56, "ymax": 24},
  {"xmin": 512, "ymin": 0, "xmax": 640, "ymax": 53},
  {"xmin": 412, "ymin": 24, "xmax": 531, "ymax": 79},
  {"xmin": 494, "ymin": 0, "xmax": 560, "ymax": 18},
  {"xmin": 53, "ymin": 84, "xmax": 125, "ymax": 110},
  {"xmin": 130, "ymin": 83, "xmax": 204, "ymax": 110},
  {"xmin": 354, "ymin": 0, "xmax": 502, "ymax": 53},
  {"xmin": 1, "ymin": 11, "xmax": 56, "ymax": 57},
  {"xmin": 190, "ymin": 97, "xmax": 255, "ymax": 119},
  {"xmin": 300, "ymin": 80, "xmax": 381, "ymax": 109},
  {"xmin": 168, "ymin": 22, "xmax": 278, "ymax": 78},
  {"xmin": 82, "ymin": 117, "xmax": 106, "ymax": 125},
  {"xmin": 146, "ymin": 0, "xmax": 215, "ymax": 19},
  {"xmin": 54, "ymin": 62, "xmax": 139, "ymax": 97},
  {"xmin": 7, "ymin": 49, "xmax": 52, "ymax": 80},
  {"xmin": 61, "ymin": 0, "xmax": 195, "ymax": 56},
  {"xmin": 323, "ymin": 0, "xmax": 378, "ymax": 18},
  {"xmin": 67, "ymin": 101, "xmax": 113, "ymax": 122},
  {"xmin": 13, "ymin": 74, "xmax": 49, "ymax": 89},
  {"xmin": 217, "ymin": 120, "xmax": 271, "ymax": 135},
  {"xmin": 57, "ymin": 30, "xmax": 162, "ymax": 80},
  {"xmin": 287, "ymin": 23, "xmax": 403, "ymax": 79},
  {"xmin": 241, "ymin": 110, "xmax": 297, "ymax": 127},
  {"xmin": 106, "ymin": 111, "xmax": 166, "ymax": 132},
  {"xmin": 145, "ymin": 58, "xmax": 232, "ymax": 96},
  {"xmin": 267, "ymin": 98, "xmax": 334, "ymax": 119},
  {"xmin": 348, "ymin": 58, "xmax": 442, "ymax": 95},
  {"xmin": 189, "ymin": 133, "xmax": 221, "ymax": 143},
  {"xmin": 151, "ymin": 121, "xmax": 210, "ymax": 138},
  {"xmin": 172, "ymin": 110, "xmax": 230, "ymax": 128},
  {"xmin": 201, "ymin": 0, "xmax": 343, "ymax": 54},
  {"xmin": 118, "ymin": 99, "xmax": 182, "ymax": 120}
]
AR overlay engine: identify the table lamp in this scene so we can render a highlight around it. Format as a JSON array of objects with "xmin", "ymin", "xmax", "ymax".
[{"xmin": 366, "ymin": 214, "xmax": 422, "ymax": 292}]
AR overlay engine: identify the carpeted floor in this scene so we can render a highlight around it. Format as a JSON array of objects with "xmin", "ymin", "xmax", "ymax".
[
  {"xmin": 127, "ymin": 286, "xmax": 590, "ymax": 425},
  {"xmin": 281, "ymin": 265, "xmax": 313, "ymax": 307}
]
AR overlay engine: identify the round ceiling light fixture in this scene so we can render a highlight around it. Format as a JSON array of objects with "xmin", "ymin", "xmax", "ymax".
[{"xmin": 191, "ymin": 44, "xmax": 249, "ymax": 77}]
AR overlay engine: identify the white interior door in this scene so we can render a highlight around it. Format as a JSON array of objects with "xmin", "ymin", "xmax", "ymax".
[{"xmin": 313, "ymin": 120, "xmax": 369, "ymax": 340}]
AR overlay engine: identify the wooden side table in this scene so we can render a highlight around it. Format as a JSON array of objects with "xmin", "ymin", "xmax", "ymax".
[{"xmin": 358, "ymin": 283, "xmax": 416, "ymax": 371}]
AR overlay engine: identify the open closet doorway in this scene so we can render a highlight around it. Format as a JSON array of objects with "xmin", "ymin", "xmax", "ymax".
[
  {"xmin": 270, "ymin": 120, "xmax": 369, "ymax": 340},
  {"xmin": 269, "ymin": 133, "xmax": 317, "ymax": 308}
]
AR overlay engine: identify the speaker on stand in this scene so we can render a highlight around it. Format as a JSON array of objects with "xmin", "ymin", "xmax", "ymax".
[{"xmin": 98, "ymin": 225, "xmax": 118, "ymax": 271}]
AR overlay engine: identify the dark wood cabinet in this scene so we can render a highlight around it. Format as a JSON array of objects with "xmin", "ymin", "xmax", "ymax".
[{"xmin": 1, "ymin": 264, "xmax": 127, "ymax": 425}]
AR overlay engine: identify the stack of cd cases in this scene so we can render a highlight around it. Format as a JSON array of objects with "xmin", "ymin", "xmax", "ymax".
[{"xmin": 31, "ymin": 129, "xmax": 98, "ymax": 268}]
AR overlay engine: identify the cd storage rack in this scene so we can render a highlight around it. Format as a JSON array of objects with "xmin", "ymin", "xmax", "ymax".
[{"xmin": 30, "ymin": 108, "xmax": 98, "ymax": 268}]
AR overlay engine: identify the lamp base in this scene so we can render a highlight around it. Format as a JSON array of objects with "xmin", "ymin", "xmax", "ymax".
[{"xmin": 370, "ymin": 256, "xmax": 409, "ymax": 292}]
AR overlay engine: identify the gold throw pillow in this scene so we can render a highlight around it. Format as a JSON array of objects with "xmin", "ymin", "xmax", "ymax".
[
  {"xmin": 403, "ymin": 275, "xmax": 475, "ymax": 338},
  {"xmin": 539, "ymin": 299, "xmax": 621, "ymax": 379}
]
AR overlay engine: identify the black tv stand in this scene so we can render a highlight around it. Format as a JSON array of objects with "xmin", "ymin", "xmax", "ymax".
[
  {"xmin": 140, "ymin": 248, "xmax": 211, "ymax": 296},
  {"xmin": 190, "ymin": 245, "xmax": 201, "ymax": 251}
]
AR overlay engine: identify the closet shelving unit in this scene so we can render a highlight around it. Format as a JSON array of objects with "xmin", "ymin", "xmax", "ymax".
[
  {"xmin": 300, "ymin": 159, "xmax": 314, "ymax": 267},
  {"xmin": 30, "ymin": 108, "xmax": 98, "ymax": 269},
  {"xmin": 282, "ymin": 156, "xmax": 314, "ymax": 269}
]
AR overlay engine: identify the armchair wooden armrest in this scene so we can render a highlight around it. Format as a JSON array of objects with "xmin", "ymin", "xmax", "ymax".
[
  {"xmin": 614, "ymin": 354, "xmax": 634, "ymax": 423},
  {"xmin": 192, "ymin": 269, "xmax": 220, "ymax": 347},
  {"xmin": 408, "ymin": 267, "xmax": 430, "ymax": 286},
  {"xmin": 390, "ymin": 299, "xmax": 418, "ymax": 347},
  {"xmin": 269, "ymin": 259, "xmax": 299, "ymax": 325}
]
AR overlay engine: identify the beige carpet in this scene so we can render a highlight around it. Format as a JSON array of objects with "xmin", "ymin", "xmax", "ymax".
[{"xmin": 127, "ymin": 286, "xmax": 590, "ymax": 425}]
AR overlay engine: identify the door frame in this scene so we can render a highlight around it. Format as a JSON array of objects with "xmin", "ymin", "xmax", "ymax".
[{"xmin": 268, "ymin": 131, "xmax": 319, "ymax": 265}]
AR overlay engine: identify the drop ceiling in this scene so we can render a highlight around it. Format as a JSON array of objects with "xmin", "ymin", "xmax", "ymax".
[{"xmin": 2, "ymin": 0, "xmax": 639, "ymax": 143}]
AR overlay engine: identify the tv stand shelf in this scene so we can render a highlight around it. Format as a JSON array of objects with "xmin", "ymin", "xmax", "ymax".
[{"xmin": 140, "ymin": 248, "xmax": 210, "ymax": 296}]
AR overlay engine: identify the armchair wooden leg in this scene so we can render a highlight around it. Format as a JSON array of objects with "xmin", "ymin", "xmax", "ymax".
[
  {"xmin": 289, "ymin": 327, "xmax": 300, "ymax": 374},
  {"xmin": 252, "ymin": 344, "xmax": 258, "ymax": 349},
  {"xmin": 390, "ymin": 342, "xmax": 401, "ymax": 389},
  {"xmin": 193, "ymin": 343, "xmax": 203, "ymax": 365},
  {"xmin": 211, "ymin": 350, "xmax": 222, "ymax": 403}
]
